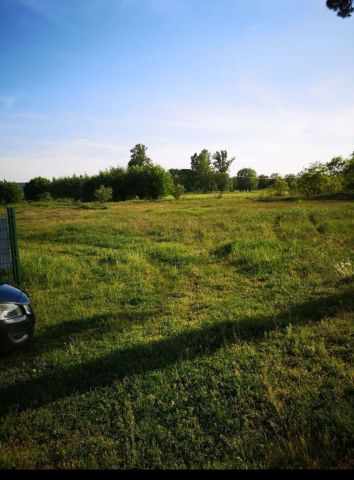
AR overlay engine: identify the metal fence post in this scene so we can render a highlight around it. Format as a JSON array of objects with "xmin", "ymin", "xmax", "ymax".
[{"xmin": 7, "ymin": 207, "xmax": 21, "ymax": 285}]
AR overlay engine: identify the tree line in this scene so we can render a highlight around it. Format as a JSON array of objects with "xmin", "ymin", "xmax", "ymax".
[
  {"xmin": 171, "ymin": 151, "xmax": 354, "ymax": 198},
  {"xmin": 1, "ymin": 145, "xmax": 353, "ymax": 204}
]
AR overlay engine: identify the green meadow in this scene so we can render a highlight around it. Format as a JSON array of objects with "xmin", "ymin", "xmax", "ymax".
[{"xmin": 0, "ymin": 192, "xmax": 353, "ymax": 469}]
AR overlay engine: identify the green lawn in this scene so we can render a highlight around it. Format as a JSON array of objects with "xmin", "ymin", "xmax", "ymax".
[{"xmin": 0, "ymin": 193, "xmax": 353, "ymax": 469}]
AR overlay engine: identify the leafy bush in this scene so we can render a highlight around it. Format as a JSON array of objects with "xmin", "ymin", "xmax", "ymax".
[
  {"xmin": 285, "ymin": 174, "xmax": 298, "ymax": 191},
  {"xmin": 94, "ymin": 185, "xmax": 113, "ymax": 203},
  {"xmin": 24, "ymin": 177, "xmax": 52, "ymax": 200},
  {"xmin": 0, "ymin": 181, "xmax": 24, "ymax": 204},
  {"xmin": 51, "ymin": 175, "xmax": 87, "ymax": 201},
  {"xmin": 126, "ymin": 165, "xmax": 173, "ymax": 200},
  {"xmin": 106, "ymin": 167, "xmax": 128, "ymax": 201},
  {"xmin": 37, "ymin": 192, "xmax": 53, "ymax": 201},
  {"xmin": 297, "ymin": 163, "xmax": 343, "ymax": 197},
  {"xmin": 269, "ymin": 178, "xmax": 289, "ymax": 196},
  {"xmin": 169, "ymin": 169, "xmax": 197, "ymax": 192},
  {"xmin": 172, "ymin": 184, "xmax": 185, "ymax": 200}
]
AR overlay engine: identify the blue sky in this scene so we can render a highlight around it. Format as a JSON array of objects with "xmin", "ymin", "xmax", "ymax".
[{"xmin": 1, "ymin": 0, "xmax": 354, "ymax": 181}]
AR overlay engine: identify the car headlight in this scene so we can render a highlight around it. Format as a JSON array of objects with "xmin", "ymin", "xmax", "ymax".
[
  {"xmin": 0, "ymin": 304, "xmax": 24, "ymax": 320},
  {"xmin": 23, "ymin": 304, "xmax": 32, "ymax": 315}
]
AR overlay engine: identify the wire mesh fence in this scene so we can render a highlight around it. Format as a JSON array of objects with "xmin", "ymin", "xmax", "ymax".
[
  {"xmin": 0, "ymin": 213, "xmax": 11, "ymax": 272},
  {"xmin": 0, "ymin": 208, "xmax": 21, "ymax": 285}
]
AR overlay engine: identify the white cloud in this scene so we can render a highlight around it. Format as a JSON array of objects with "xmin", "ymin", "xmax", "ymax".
[
  {"xmin": 1, "ymin": 74, "xmax": 353, "ymax": 181},
  {"xmin": 2, "ymin": 99, "xmax": 353, "ymax": 181}
]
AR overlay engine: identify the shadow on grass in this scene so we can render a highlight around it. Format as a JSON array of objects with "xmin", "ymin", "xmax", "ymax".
[
  {"xmin": 21, "ymin": 307, "xmax": 160, "ymax": 357},
  {"xmin": 312, "ymin": 192, "xmax": 354, "ymax": 201},
  {"xmin": 257, "ymin": 192, "xmax": 354, "ymax": 202},
  {"xmin": 257, "ymin": 196, "xmax": 300, "ymax": 203},
  {"xmin": 44, "ymin": 310, "xmax": 156, "ymax": 340},
  {"xmin": 0, "ymin": 287, "xmax": 353, "ymax": 415},
  {"xmin": 74, "ymin": 204, "xmax": 109, "ymax": 210}
]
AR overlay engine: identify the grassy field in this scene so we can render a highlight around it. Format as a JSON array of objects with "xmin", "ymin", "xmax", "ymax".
[{"xmin": 0, "ymin": 192, "xmax": 353, "ymax": 469}]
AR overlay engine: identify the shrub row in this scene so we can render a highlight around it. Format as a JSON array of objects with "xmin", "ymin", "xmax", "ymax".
[{"xmin": 22, "ymin": 165, "xmax": 173, "ymax": 202}]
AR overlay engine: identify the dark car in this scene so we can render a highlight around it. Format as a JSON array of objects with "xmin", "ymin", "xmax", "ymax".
[{"xmin": 0, "ymin": 284, "xmax": 35, "ymax": 354}]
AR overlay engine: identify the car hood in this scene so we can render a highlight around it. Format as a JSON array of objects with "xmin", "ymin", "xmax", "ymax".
[{"xmin": 0, "ymin": 284, "xmax": 30, "ymax": 305}]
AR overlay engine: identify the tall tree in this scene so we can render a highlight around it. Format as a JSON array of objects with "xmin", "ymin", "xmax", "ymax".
[
  {"xmin": 212, "ymin": 150, "xmax": 235, "ymax": 173},
  {"xmin": 326, "ymin": 0, "xmax": 353, "ymax": 17},
  {"xmin": 190, "ymin": 149, "xmax": 214, "ymax": 192},
  {"xmin": 128, "ymin": 144, "xmax": 152, "ymax": 168},
  {"xmin": 235, "ymin": 168, "xmax": 259, "ymax": 192},
  {"xmin": 191, "ymin": 149, "xmax": 212, "ymax": 173}
]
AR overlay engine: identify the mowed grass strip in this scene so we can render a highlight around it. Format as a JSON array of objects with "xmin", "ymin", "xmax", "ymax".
[{"xmin": 0, "ymin": 194, "xmax": 353, "ymax": 469}]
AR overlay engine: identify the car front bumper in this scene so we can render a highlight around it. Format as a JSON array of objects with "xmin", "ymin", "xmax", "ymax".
[{"xmin": 0, "ymin": 304, "xmax": 35, "ymax": 354}]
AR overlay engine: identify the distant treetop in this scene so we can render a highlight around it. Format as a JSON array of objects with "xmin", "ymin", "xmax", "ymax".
[
  {"xmin": 128, "ymin": 144, "xmax": 153, "ymax": 168},
  {"xmin": 212, "ymin": 150, "xmax": 235, "ymax": 173},
  {"xmin": 326, "ymin": 0, "xmax": 353, "ymax": 17}
]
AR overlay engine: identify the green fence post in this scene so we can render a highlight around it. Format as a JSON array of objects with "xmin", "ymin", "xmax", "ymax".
[{"xmin": 7, "ymin": 207, "xmax": 21, "ymax": 285}]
